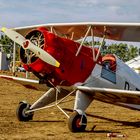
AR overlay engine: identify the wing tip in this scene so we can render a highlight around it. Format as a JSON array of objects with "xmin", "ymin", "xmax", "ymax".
[
  {"xmin": 55, "ymin": 61, "xmax": 60, "ymax": 67},
  {"xmin": 1, "ymin": 27, "xmax": 6, "ymax": 32}
]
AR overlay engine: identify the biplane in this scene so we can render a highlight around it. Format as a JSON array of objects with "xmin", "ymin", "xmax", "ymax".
[{"xmin": 1, "ymin": 22, "xmax": 140, "ymax": 132}]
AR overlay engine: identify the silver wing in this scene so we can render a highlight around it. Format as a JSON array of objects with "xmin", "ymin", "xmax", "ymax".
[
  {"xmin": 14, "ymin": 22, "xmax": 140, "ymax": 42},
  {"xmin": 76, "ymin": 86, "xmax": 140, "ymax": 110},
  {"xmin": 0, "ymin": 75, "xmax": 47, "ymax": 91}
]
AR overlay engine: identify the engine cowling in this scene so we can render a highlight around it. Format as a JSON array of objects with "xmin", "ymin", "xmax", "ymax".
[
  {"xmin": 20, "ymin": 27, "xmax": 102, "ymax": 86},
  {"xmin": 20, "ymin": 27, "xmax": 56, "ymax": 75}
]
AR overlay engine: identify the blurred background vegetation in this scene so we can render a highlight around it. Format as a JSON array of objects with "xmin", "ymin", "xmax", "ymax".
[
  {"xmin": 83, "ymin": 40, "xmax": 140, "ymax": 62},
  {"xmin": 0, "ymin": 34, "xmax": 20, "ymax": 61},
  {"xmin": 0, "ymin": 34, "xmax": 140, "ymax": 62}
]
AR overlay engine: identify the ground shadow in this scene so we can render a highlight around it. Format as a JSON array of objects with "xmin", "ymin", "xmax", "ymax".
[
  {"xmin": 63, "ymin": 108, "xmax": 140, "ymax": 128},
  {"xmin": 30, "ymin": 120, "xmax": 64, "ymax": 123},
  {"xmin": 85, "ymin": 129, "xmax": 119, "ymax": 133}
]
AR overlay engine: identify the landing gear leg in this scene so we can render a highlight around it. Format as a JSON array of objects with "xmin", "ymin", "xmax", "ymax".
[{"xmin": 68, "ymin": 90, "xmax": 94, "ymax": 132}]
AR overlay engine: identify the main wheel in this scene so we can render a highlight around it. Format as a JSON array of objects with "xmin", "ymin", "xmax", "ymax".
[
  {"xmin": 16, "ymin": 102, "xmax": 34, "ymax": 122},
  {"xmin": 68, "ymin": 111, "xmax": 87, "ymax": 132}
]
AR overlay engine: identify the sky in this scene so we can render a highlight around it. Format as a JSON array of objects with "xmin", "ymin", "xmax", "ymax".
[
  {"xmin": 0, "ymin": 0, "xmax": 140, "ymax": 47},
  {"xmin": 0, "ymin": 0, "xmax": 140, "ymax": 28}
]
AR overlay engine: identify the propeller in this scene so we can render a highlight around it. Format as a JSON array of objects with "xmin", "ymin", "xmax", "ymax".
[
  {"xmin": 1, "ymin": 27, "xmax": 60, "ymax": 67},
  {"xmin": 133, "ymin": 67, "xmax": 140, "ymax": 70}
]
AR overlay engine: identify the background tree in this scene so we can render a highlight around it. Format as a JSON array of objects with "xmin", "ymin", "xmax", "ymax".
[
  {"xmin": 101, "ymin": 43, "xmax": 139, "ymax": 62},
  {"xmin": 83, "ymin": 40, "xmax": 139, "ymax": 62},
  {"xmin": 0, "ymin": 34, "xmax": 20, "ymax": 61},
  {"xmin": 0, "ymin": 34, "xmax": 13, "ymax": 54},
  {"xmin": 0, "ymin": 35, "xmax": 139, "ymax": 62}
]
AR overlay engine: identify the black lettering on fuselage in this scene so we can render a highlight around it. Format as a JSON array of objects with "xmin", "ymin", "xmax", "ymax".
[
  {"xmin": 124, "ymin": 81, "xmax": 140, "ymax": 91},
  {"xmin": 136, "ymin": 88, "xmax": 140, "ymax": 91},
  {"xmin": 124, "ymin": 81, "xmax": 129, "ymax": 90}
]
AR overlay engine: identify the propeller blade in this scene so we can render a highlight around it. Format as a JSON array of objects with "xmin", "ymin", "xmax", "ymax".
[
  {"xmin": 23, "ymin": 40, "xmax": 60, "ymax": 67},
  {"xmin": 134, "ymin": 68, "xmax": 140, "ymax": 70},
  {"xmin": 1, "ymin": 27, "xmax": 26, "ymax": 46},
  {"xmin": 1, "ymin": 27, "xmax": 60, "ymax": 67}
]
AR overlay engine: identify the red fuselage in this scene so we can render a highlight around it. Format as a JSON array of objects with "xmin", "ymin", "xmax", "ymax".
[{"xmin": 20, "ymin": 27, "xmax": 102, "ymax": 86}]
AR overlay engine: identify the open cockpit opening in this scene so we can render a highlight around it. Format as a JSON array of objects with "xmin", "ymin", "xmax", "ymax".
[{"xmin": 102, "ymin": 54, "xmax": 116, "ymax": 72}]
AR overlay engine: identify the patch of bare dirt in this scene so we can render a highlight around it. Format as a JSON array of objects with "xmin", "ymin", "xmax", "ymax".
[{"xmin": 0, "ymin": 72, "xmax": 140, "ymax": 139}]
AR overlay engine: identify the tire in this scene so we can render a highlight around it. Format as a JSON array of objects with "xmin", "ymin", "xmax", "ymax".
[
  {"xmin": 16, "ymin": 102, "xmax": 34, "ymax": 122},
  {"xmin": 68, "ymin": 111, "xmax": 87, "ymax": 132}
]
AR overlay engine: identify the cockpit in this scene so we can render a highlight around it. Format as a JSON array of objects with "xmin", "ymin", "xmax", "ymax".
[{"xmin": 102, "ymin": 54, "xmax": 116, "ymax": 72}]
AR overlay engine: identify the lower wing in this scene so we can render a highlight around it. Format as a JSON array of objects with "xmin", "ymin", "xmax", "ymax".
[
  {"xmin": 76, "ymin": 86, "xmax": 140, "ymax": 110},
  {"xmin": 0, "ymin": 75, "xmax": 47, "ymax": 91}
]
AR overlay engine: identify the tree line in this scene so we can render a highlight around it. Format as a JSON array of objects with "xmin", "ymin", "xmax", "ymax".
[
  {"xmin": 0, "ymin": 34, "xmax": 20, "ymax": 60},
  {"xmin": 0, "ymin": 34, "xmax": 139, "ymax": 62},
  {"xmin": 83, "ymin": 40, "xmax": 140, "ymax": 62}
]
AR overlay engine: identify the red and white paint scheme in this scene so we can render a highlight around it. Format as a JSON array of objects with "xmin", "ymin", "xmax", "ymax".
[{"xmin": 1, "ymin": 22, "xmax": 140, "ymax": 132}]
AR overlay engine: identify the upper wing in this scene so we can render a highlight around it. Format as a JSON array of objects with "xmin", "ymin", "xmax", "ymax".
[
  {"xmin": 0, "ymin": 75, "xmax": 47, "ymax": 91},
  {"xmin": 14, "ymin": 22, "xmax": 140, "ymax": 42},
  {"xmin": 126, "ymin": 55, "xmax": 140, "ymax": 69},
  {"xmin": 76, "ymin": 86, "xmax": 140, "ymax": 110}
]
